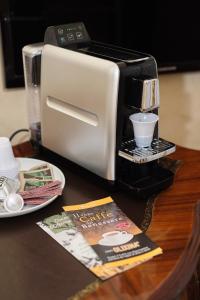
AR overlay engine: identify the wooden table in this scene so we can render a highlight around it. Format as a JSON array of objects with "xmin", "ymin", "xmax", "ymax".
[{"xmin": 0, "ymin": 143, "xmax": 200, "ymax": 300}]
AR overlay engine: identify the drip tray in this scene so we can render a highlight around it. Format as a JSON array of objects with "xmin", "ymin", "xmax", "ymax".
[{"xmin": 118, "ymin": 138, "xmax": 176, "ymax": 164}]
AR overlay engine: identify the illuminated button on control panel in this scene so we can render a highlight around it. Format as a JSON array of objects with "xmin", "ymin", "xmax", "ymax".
[{"xmin": 66, "ymin": 33, "xmax": 75, "ymax": 41}]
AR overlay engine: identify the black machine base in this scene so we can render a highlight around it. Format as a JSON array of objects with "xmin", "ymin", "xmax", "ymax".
[
  {"xmin": 117, "ymin": 158, "xmax": 175, "ymax": 199},
  {"xmin": 38, "ymin": 144, "xmax": 174, "ymax": 200}
]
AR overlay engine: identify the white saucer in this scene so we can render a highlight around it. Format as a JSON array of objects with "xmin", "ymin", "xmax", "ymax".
[
  {"xmin": 0, "ymin": 157, "xmax": 65, "ymax": 218},
  {"xmin": 98, "ymin": 233, "xmax": 133, "ymax": 246}
]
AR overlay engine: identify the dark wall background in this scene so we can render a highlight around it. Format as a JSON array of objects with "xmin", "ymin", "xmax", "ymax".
[{"xmin": 1, "ymin": 0, "xmax": 200, "ymax": 88}]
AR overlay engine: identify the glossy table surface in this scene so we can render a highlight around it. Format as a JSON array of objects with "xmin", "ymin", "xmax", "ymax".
[{"xmin": 1, "ymin": 143, "xmax": 200, "ymax": 300}]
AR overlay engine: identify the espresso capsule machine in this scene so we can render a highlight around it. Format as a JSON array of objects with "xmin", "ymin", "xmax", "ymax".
[{"xmin": 23, "ymin": 22, "xmax": 176, "ymax": 198}]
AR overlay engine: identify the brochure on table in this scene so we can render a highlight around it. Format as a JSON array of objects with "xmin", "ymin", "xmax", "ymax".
[{"xmin": 37, "ymin": 197, "xmax": 162, "ymax": 280}]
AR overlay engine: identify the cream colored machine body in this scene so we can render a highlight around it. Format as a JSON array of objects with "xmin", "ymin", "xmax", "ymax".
[{"xmin": 41, "ymin": 44, "xmax": 120, "ymax": 180}]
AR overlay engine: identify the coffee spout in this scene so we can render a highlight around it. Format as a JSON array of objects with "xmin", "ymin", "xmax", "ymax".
[{"xmin": 141, "ymin": 79, "xmax": 160, "ymax": 112}]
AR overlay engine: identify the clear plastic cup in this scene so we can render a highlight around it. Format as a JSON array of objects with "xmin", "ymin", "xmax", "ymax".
[
  {"xmin": 129, "ymin": 113, "xmax": 159, "ymax": 148},
  {"xmin": 0, "ymin": 137, "xmax": 19, "ymax": 179}
]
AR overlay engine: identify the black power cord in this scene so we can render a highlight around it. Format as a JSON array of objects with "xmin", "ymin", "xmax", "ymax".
[{"xmin": 9, "ymin": 129, "xmax": 29, "ymax": 142}]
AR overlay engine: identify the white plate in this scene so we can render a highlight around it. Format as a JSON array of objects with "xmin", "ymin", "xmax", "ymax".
[
  {"xmin": 0, "ymin": 157, "xmax": 65, "ymax": 218},
  {"xmin": 98, "ymin": 233, "xmax": 133, "ymax": 246}
]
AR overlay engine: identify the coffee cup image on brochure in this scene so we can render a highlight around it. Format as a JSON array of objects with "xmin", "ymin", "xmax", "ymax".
[{"xmin": 98, "ymin": 230, "xmax": 133, "ymax": 246}]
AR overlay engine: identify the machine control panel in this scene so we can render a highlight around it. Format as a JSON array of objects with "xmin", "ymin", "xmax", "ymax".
[{"xmin": 44, "ymin": 22, "xmax": 91, "ymax": 48}]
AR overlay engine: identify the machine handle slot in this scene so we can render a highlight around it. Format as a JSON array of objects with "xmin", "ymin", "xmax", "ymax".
[{"xmin": 46, "ymin": 96, "xmax": 98, "ymax": 126}]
